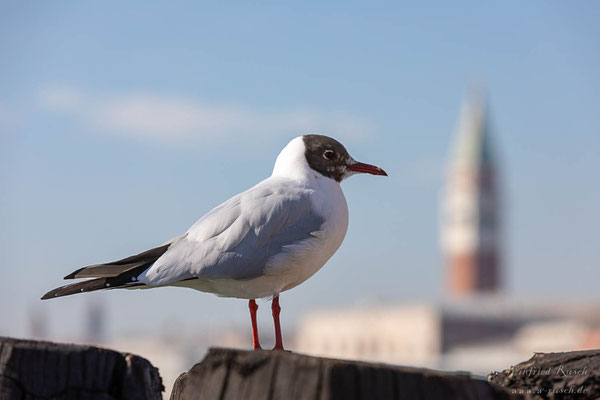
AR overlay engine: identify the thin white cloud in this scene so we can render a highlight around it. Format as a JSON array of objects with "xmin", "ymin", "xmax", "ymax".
[{"xmin": 36, "ymin": 85, "xmax": 374, "ymax": 145}]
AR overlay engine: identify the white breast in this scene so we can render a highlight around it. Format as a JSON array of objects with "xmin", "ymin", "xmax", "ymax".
[{"xmin": 265, "ymin": 172, "xmax": 349, "ymax": 293}]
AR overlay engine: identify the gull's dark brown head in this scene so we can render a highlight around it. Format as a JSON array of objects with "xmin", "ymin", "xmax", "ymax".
[{"xmin": 302, "ymin": 134, "xmax": 387, "ymax": 182}]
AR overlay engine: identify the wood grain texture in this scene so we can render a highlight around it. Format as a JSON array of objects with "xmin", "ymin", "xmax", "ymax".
[
  {"xmin": 170, "ymin": 348, "xmax": 518, "ymax": 400},
  {"xmin": 0, "ymin": 337, "xmax": 163, "ymax": 400}
]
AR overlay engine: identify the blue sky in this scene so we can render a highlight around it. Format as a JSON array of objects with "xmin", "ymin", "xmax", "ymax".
[{"xmin": 1, "ymin": 1, "xmax": 599, "ymax": 340}]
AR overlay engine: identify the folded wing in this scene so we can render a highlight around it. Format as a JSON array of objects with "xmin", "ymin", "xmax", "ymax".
[{"xmin": 138, "ymin": 177, "xmax": 325, "ymax": 286}]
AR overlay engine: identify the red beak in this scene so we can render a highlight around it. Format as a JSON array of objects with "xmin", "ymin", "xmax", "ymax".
[{"xmin": 347, "ymin": 162, "xmax": 388, "ymax": 176}]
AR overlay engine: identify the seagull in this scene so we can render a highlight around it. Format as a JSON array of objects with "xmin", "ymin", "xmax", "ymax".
[{"xmin": 42, "ymin": 134, "xmax": 387, "ymax": 350}]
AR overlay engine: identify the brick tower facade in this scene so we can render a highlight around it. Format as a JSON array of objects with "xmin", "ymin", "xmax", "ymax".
[{"xmin": 441, "ymin": 93, "xmax": 501, "ymax": 296}]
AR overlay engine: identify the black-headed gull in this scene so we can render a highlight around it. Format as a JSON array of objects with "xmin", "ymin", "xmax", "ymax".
[{"xmin": 42, "ymin": 134, "xmax": 387, "ymax": 350}]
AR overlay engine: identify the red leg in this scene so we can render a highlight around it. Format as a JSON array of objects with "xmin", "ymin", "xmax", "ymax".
[
  {"xmin": 249, "ymin": 299, "xmax": 261, "ymax": 350},
  {"xmin": 271, "ymin": 296, "xmax": 284, "ymax": 350}
]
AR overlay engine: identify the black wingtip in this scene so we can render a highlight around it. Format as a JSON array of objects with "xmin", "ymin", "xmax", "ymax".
[
  {"xmin": 64, "ymin": 267, "xmax": 86, "ymax": 280},
  {"xmin": 41, "ymin": 289, "xmax": 59, "ymax": 300},
  {"xmin": 40, "ymin": 279, "xmax": 104, "ymax": 300}
]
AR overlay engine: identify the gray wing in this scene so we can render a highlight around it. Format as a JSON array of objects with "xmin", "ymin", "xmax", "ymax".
[{"xmin": 138, "ymin": 177, "xmax": 325, "ymax": 286}]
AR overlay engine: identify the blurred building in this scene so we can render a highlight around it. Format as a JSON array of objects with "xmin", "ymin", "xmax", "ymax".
[
  {"xmin": 28, "ymin": 307, "xmax": 49, "ymax": 340},
  {"xmin": 295, "ymin": 305, "xmax": 440, "ymax": 367},
  {"xmin": 85, "ymin": 300, "xmax": 106, "ymax": 345},
  {"xmin": 295, "ymin": 299, "xmax": 600, "ymax": 374},
  {"xmin": 441, "ymin": 92, "xmax": 502, "ymax": 297}
]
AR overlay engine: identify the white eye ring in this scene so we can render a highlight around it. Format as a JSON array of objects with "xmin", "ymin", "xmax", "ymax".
[{"xmin": 323, "ymin": 150, "xmax": 335, "ymax": 160}]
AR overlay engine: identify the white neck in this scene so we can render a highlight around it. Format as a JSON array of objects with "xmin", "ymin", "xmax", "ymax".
[{"xmin": 272, "ymin": 137, "xmax": 314, "ymax": 182}]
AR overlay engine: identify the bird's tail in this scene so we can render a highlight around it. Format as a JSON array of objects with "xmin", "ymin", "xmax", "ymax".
[
  {"xmin": 41, "ymin": 276, "xmax": 144, "ymax": 300},
  {"xmin": 41, "ymin": 242, "xmax": 173, "ymax": 300}
]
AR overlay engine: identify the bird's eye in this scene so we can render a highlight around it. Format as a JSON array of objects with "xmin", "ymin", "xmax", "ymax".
[{"xmin": 323, "ymin": 150, "xmax": 335, "ymax": 160}]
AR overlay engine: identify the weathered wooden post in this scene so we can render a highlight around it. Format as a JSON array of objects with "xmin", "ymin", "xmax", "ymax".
[
  {"xmin": 0, "ymin": 337, "xmax": 163, "ymax": 399},
  {"xmin": 170, "ymin": 347, "xmax": 517, "ymax": 400}
]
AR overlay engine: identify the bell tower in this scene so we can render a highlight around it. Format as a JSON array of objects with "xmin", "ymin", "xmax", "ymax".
[{"xmin": 441, "ymin": 92, "xmax": 502, "ymax": 296}]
